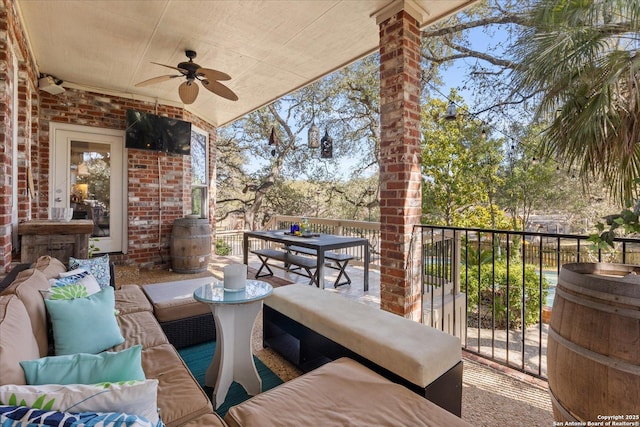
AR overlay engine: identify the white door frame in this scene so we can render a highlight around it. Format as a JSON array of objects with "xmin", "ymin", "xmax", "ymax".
[{"xmin": 49, "ymin": 122, "xmax": 127, "ymax": 254}]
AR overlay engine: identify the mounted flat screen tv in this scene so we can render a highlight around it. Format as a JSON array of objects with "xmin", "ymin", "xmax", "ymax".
[{"xmin": 125, "ymin": 109, "xmax": 192, "ymax": 155}]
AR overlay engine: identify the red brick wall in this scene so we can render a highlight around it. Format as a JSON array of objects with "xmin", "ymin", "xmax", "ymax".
[
  {"xmin": 37, "ymin": 89, "xmax": 216, "ymax": 269},
  {"xmin": 378, "ymin": 10, "xmax": 423, "ymax": 319},
  {"xmin": 0, "ymin": 0, "xmax": 39, "ymax": 272}
]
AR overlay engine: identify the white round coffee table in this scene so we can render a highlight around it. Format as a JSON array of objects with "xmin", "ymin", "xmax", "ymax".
[{"xmin": 193, "ymin": 279, "xmax": 273, "ymax": 409}]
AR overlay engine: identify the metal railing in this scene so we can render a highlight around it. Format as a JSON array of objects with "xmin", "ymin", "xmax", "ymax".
[
  {"xmin": 418, "ymin": 225, "xmax": 640, "ymax": 379},
  {"xmin": 215, "ymin": 215, "xmax": 381, "ymax": 265}
]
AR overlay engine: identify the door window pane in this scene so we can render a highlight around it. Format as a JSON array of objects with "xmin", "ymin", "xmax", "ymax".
[{"xmin": 70, "ymin": 141, "xmax": 111, "ymax": 238}]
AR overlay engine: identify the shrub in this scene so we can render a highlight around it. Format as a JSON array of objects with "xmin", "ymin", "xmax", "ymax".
[
  {"xmin": 462, "ymin": 261, "xmax": 548, "ymax": 329},
  {"xmin": 215, "ymin": 238, "xmax": 232, "ymax": 256}
]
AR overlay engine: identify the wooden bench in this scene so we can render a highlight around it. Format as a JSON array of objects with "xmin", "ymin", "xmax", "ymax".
[
  {"xmin": 284, "ymin": 245, "xmax": 354, "ymax": 287},
  {"xmin": 263, "ymin": 284, "xmax": 464, "ymax": 416},
  {"xmin": 251, "ymin": 248, "xmax": 319, "ymax": 286}
]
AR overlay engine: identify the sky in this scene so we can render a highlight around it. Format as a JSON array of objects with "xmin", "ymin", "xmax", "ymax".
[{"xmin": 241, "ymin": 12, "xmax": 514, "ymax": 178}]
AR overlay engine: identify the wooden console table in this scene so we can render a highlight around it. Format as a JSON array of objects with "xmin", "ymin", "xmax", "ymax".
[{"xmin": 18, "ymin": 220, "xmax": 94, "ymax": 263}]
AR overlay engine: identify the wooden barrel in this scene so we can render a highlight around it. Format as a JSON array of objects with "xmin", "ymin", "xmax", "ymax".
[
  {"xmin": 170, "ymin": 218, "xmax": 211, "ymax": 273},
  {"xmin": 548, "ymin": 262, "xmax": 640, "ymax": 422}
]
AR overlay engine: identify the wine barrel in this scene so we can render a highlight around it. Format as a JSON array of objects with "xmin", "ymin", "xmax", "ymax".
[
  {"xmin": 548, "ymin": 262, "xmax": 640, "ymax": 422},
  {"xmin": 170, "ymin": 217, "xmax": 211, "ymax": 273}
]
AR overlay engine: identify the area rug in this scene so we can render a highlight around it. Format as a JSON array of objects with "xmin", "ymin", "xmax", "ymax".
[{"xmin": 177, "ymin": 340, "xmax": 283, "ymax": 418}]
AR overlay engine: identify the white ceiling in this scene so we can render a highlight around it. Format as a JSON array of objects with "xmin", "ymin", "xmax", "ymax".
[{"xmin": 16, "ymin": 0, "xmax": 475, "ymax": 127}]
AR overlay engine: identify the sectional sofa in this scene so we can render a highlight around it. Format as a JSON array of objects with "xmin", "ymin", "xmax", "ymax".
[
  {"xmin": 0, "ymin": 255, "xmax": 224, "ymax": 427},
  {"xmin": 0, "ymin": 255, "xmax": 471, "ymax": 427}
]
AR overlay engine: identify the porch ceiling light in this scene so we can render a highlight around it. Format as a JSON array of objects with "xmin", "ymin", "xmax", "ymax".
[{"xmin": 308, "ymin": 122, "xmax": 320, "ymax": 148}]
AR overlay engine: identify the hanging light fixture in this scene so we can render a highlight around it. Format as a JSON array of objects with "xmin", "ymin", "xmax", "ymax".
[
  {"xmin": 268, "ymin": 126, "xmax": 279, "ymax": 146},
  {"xmin": 268, "ymin": 126, "xmax": 280, "ymax": 157},
  {"xmin": 308, "ymin": 122, "xmax": 320, "ymax": 148},
  {"xmin": 444, "ymin": 101, "xmax": 457, "ymax": 120},
  {"xmin": 320, "ymin": 129, "xmax": 333, "ymax": 159}
]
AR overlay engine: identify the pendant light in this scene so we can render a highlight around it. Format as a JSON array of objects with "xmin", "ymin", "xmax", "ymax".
[
  {"xmin": 444, "ymin": 101, "xmax": 457, "ymax": 120},
  {"xmin": 320, "ymin": 129, "xmax": 333, "ymax": 159},
  {"xmin": 308, "ymin": 122, "xmax": 320, "ymax": 148}
]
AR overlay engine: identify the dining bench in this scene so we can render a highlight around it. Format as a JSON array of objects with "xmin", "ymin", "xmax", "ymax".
[
  {"xmin": 251, "ymin": 248, "xmax": 319, "ymax": 286},
  {"xmin": 284, "ymin": 245, "xmax": 354, "ymax": 287}
]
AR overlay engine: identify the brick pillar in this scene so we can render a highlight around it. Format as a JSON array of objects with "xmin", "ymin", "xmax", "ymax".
[{"xmin": 378, "ymin": 10, "xmax": 422, "ymax": 320}]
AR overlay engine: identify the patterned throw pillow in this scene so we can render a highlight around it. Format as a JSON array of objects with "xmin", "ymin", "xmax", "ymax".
[
  {"xmin": 0, "ymin": 380, "xmax": 160, "ymax": 425},
  {"xmin": 0, "ymin": 405, "xmax": 160, "ymax": 427},
  {"xmin": 42, "ymin": 269, "xmax": 101, "ymax": 300},
  {"xmin": 69, "ymin": 256, "xmax": 110, "ymax": 289}
]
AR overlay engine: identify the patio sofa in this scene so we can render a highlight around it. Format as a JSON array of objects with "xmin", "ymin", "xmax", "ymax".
[
  {"xmin": 0, "ymin": 255, "xmax": 224, "ymax": 427},
  {"xmin": 0, "ymin": 255, "xmax": 471, "ymax": 427}
]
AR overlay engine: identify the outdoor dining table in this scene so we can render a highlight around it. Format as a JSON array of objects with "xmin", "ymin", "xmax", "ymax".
[{"xmin": 242, "ymin": 229, "xmax": 370, "ymax": 291}]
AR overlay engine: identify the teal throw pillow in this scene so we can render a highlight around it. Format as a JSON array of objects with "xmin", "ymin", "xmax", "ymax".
[
  {"xmin": 20, "ymin": 345, "xmax": 145, "ymax": 385},
  {"xmin": 69, "ymin": 255, "xmax": 110, "ymax": 289},
  {"xmin": 44, "ymin": 286, "xmax": 124, "ymax": 355}
]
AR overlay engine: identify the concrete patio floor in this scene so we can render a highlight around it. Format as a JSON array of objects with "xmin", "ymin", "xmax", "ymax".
[{"xmin": 221, "ymin": 254, "xmax": 555, "ymax": 427}]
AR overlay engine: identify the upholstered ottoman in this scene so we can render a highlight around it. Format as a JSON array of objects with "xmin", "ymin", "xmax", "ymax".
[
  {"xmin": 224, "ymin": 357, "xmax": 471, "ymax": 427},
  {"xmin": 141, "ymin": 278, "xmax": 216, "ymax": 348},
  {"xmin": 263, "ymin": 284, "xmax": 463, "ymax": 415}
]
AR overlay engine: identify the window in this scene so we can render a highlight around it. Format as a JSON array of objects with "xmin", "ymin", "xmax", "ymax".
[{"xmin": 191, "ymin": 126, "xmax": 209, "ymax": 218}]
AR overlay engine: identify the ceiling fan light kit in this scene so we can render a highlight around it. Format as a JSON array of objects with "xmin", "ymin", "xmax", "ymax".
[{"xmin": 135, "ymin": 50, "xmax": 238, "ymax": 104}]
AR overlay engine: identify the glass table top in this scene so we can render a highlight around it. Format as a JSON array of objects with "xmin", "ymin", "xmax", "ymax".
[{"xmin": 193, "ymin": 279, "xmax": 273, "ymax": 304}]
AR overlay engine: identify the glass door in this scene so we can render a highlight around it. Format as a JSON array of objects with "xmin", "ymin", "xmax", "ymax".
[
  {"xmin": 70, "ymin": 141, "xmax": 111, "ymax": 237},
  {"xmin": 50, "ymin": 124, "xmax": 125, "ymax": 253}
]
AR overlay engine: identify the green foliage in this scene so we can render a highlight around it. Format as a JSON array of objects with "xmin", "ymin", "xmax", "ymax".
[
  {"xmin": 2, "ymin": 393, "xmax": 56, "ymax": 410},
  {"xmin": 589, "ymin": 197, "xmax": 640, "ymax": 248},
  {"xmin": 88, "ymin": 238, "xmax": 100, "ymax": 258},
  {"xmin": 512, "ymin": 0, "xmax": 640, "ymax": 203},
  {"xmin": 463, "ymin": 261, "xmax": 548, "ymax": 329},
  {"xmin": 456, "ymin": 205, "xmax": 515, "ymax": 230},
  {"xmin": 421, "ymin": 95, "xmax": 500, "ymax": 226},
  {"xmin": 215, "ymin": 239, "xmax": 232, "ymax": 256}
]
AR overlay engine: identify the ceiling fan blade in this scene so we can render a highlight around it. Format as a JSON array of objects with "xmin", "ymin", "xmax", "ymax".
[
  {"xmin": 197, "ymin": 67, "xmax": 231, "ymax": 81},
  {"xmin": 178, "ymin": 81, "xmax": 199, "ymax": 104},
  {"xmin": 201, "ymin": 79, "xmax": 238, "ymax": 101},
  {"xmin": 151, "ymin": 62, "xmax": 189, "ymax": 74},
  {"xmin": 135, "ymin": 74, "xmax": 181, "ymax": 87}
]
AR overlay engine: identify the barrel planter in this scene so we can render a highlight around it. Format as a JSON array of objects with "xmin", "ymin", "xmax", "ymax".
[
  {"xmin": 548, "ymin": 262, "xmax": 640, "ymax": 422},
  {"xmin": 170, "ymin": 217, "xmax": 212, "ymax": 273}
]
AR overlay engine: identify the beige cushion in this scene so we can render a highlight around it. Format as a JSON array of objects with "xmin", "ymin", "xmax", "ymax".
[
  {"xmin": 113, "ymin": 311, "xmax": 169, "ymax": 351},
  {"xmin": 141, "ymin": 343, "xmax": 213, "ymax": 427},
  {"xmin": 115, "ymin": 285, "xmax": 153, "ymax": 315},
  {"xmin": 225, "ymin": 357, "xmax": 471, "ymax": 427},
  {"xmin": 142, "ymin": 279, "xmax": 212, "ymax": 322},
  {"xmin": 265, "ymin": 284, "xmax": 461, "ymax": 388},
  {"xmin": 179, "ymin": 413, "xmax": 226, "ymax": 427},
  {"xmin": 0, "ymin": 295, "xmax": 40, "ymax": 385},
  {"xmin": 32, "ymin": 256, "xmax": 67, "ymax": 279},
  {"xmin": 3, "ymin": 269, "xmax": 50, "ymax": 357}
]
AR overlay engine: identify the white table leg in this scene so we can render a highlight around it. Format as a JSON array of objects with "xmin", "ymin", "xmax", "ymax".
[{"xmin": 205, "ymin": 301, "xmax": 263, "ymax": 409}]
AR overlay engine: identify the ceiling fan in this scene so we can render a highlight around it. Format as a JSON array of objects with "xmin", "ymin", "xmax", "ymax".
[{"xmin": 135, "ymin": 50, "xmax": 238, "ymax": 104}]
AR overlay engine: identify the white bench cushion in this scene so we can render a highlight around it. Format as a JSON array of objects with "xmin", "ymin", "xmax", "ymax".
[
  {"xmin": 142, "ymin": 278, "xmax": 213, "ymax": 322},
  {"xmin": 265, "ymin": 284, "xmax": 461, "ymax": 388}
]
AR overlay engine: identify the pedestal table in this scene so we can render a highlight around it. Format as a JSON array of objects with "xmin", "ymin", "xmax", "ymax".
[{"xmin": 193, "ymin": 280, "xmax": 273, "ymax": 408}]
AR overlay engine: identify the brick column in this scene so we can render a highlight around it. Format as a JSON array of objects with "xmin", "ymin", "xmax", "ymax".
[{"xmin": 378, "ymin": 10, "xmax": 422, "ymax": 320}]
